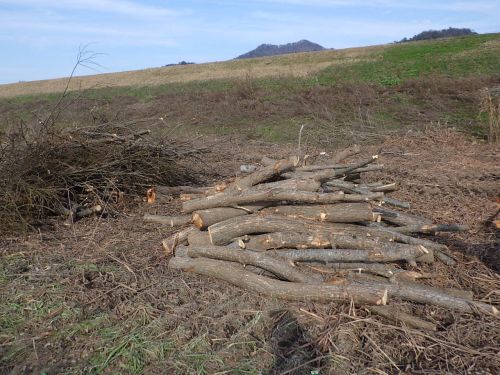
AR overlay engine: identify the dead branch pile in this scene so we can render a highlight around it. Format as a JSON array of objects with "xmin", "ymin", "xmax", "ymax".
[
  {"xmin": 0, "ymin": 120, "xmax": 203, "ymax": 234},
  {"xmin": 146, "ymin": 146, "xmax": 498, "ymax": 328}
]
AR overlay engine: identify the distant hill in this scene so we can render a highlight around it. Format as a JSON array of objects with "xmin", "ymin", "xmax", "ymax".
[
  {"xmin": 237, "ymin": 40, "xmax": 326, "ymax": 59},
  {"xmin": 399, "ymin": 27, "xmax": 477, "ymax": 43}
]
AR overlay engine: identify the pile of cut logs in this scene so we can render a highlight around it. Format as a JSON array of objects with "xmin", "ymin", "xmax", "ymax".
[{"xmin": 145, "ymin": 146, "xmax": 498, "ymax": 329}]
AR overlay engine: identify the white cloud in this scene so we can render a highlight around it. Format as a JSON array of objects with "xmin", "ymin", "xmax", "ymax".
[{"xmin": 0, "ymin": 0, "xmax": 184, "ymax": 17}]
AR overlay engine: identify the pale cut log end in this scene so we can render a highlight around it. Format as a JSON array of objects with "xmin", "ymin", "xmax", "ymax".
[
  {"xmin": 162, "ymin": 239, "xmax": 175, "ymax": 257},
  {"xmin": 192, "ymin": 213, "xmax": 204, "ymax": 229},
  {"xmin": 378, "ymin": 289, "xmax": 388, "ymax": 305}
]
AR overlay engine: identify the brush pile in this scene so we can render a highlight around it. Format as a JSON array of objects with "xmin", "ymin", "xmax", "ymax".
[
  {"xmin": 0, "ymin": 120, "xmax": 202, "ymax": 234},
  {"xmin": 147, "ymin": 145, "xmax": 498, "ymax": 328}
]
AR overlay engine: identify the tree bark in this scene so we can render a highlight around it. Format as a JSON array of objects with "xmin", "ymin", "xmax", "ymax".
[
  {"xmin": 240, "ymin": 230, "xmax": 434, "ymax": 264},
  {"xmin": 143, "ymin": 214, "xmax": 192, "ymax": 226},
  {"xmin": 267, "ymin": 246, "xmax": 429, "ymax": 264},
  {"xmin": 161, "ymin": 226, "xmax": 198, "ymax": 256},
  {"xmin": 168, "ymin": 256, "xmax": 388, "ymax": 305},
  {"xmin": 263, "ymin": 203, "xmax": 376, "ymax": 223},
  {"xmin": 185, "ymin": 245, "xmax": 322, "ymax": 283},
  {"xmin": 226, "ymin": 157, "xmax": 298, "ymax": 192},
  {"xmin": 353, "ymin": 277, "xmax": 499, "ymax": 317},
  {"xmin": 208, "ymin": 214, "xmax": 397, "ymax": 246},
  {"xmin": 187, "ymin": 230, "xmax": 211, "ymax": 246},
  {"xmin": 192, "ymin": 204, "xmax": 267, "ymax": 230},
  {"xmin": 389, "ymin": 224, "xmax": 468, "ymax": 234},
  {"xmin": 183, "ymin": 189, "xmax": 383, "ymax": 212},
  {"xmin": 251, "ymin": 178, "xmax": 321, "ymax": 192},
  {"xmin": 373, "ymin": 207, "xmax": 432, "ymax": 226}
]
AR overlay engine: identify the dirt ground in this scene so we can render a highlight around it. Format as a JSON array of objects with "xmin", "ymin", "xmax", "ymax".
[{"xmin": 1, "ymin": 129, "xmax": 499, "ymax": 374}]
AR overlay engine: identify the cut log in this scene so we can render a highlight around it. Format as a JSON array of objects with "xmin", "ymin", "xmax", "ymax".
[
  {"xmin": 389, "ymin": 224, "xmax": 468, "ymax": 234},
  {"xmin": 187, "ymin": 230, "xmax": 211, "ymax": 246},
  {"xmin": 226, "ymin": 157, "xmax": 298, "ymax": 192},
  {"xmin": 263, "ymin": 203, "xmax": 376, "ymax": 223},
  {"xmin": 161, "ymin": 226, "xmax": 197, "ymax": 256},
  {"xmin": 368, "ymin": 183, "xmax": 398, "ymax": 193},
  {"xmin": 182, "ymin": 189, "xmax": 383, "ymax": 213},
  {"xmin": 185, "ymin": 246, "xmax": 322, "ymax": 283},
  {"xmin": 192, "ymin": 204, "xmax": 268, "ymax": 230},
  {"xmin": 143, "ymin": 214, "xmax": 192, "ymax": 227},
  {"xmin": 180, "ymin": 193, "xmax": 206, "ymax": 201},
  {"xmin": 373, "ymin": 207, "xmax": 432, "ymax": 226},
  {"xmin": 302, "ymin": 262, "xmax": 398, "ymax": 278},
  {"xmin": 283, "ymin": 164, "xmax": 384, "ymax": 181},
  {"xmin": 251, "ymin": 178, "xmax": 321, "ymax": 192},
  {"xmin": 367, "ymin": 306, "xmax": 437, "ymax": 331},
  {"xmin": 168, "ymin": 256, "xmax": 388, "ymax": 305},
  {"xmin": 209, "ymin": 214, "xmax": 398, "ymax": 246},
  {"xmin": 267, "ymin": 246, "xmax": 428, "ymax": 264},
  {"xmin": 353, "ymin": 277, "xmax": 499, "ymax": 317},
  {"xmin": 156, "ymin": 185, "xmax": 216, "ymax": 196}
]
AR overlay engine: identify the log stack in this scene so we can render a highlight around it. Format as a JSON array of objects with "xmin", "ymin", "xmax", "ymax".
[{"xmin": 145, "ymin": 147, "xmax": 499, "ymax": 328}]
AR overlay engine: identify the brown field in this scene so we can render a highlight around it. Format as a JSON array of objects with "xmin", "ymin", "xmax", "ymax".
[{"xmin": 0, "ymin": 45, "xmax": 383, "ymax": 98}]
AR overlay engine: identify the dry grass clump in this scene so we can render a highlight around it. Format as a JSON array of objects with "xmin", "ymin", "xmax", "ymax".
[
  {"xmin": 480, "ymin": 86, "xmax": 500, "ymax": 143},
  {"xmin": 0, "ymin": 118, "xmax": 203, "ymax": 234}
]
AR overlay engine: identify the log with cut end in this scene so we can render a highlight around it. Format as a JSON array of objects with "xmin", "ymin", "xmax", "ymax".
[
  {"xmin": 209, "ymin": 214, "xmax": 398, "ymax": 246},
  {"xmin": 367, "ymin": 306, "xmax": 437, "ymax": 331},
  {"xmin": 263, "ymin": 203, "xmax": 376, "ymax": 223},
  {"xmin": 350, "ymin": 275, "xmax": 498, "ymax": 317},
  {"xmin": 192, "ymin": 204, "xmax": 267, "ymax": 230},
  {"xmin": 182, "ymin": 188, "xmax": 383, "ymax": 212},
  {"xmin": 267, "ymin": 246, "xmax": 429, "ymax": 264},
  {"xmin": 226, "ymin": 157, "xmax": 298, "ymax": 192},
  {"xmin": 168, "ymin": 256, "xmax": 388, "ymax": 305},
  {"xmin": 185, "ymin": 245, "xmax": 322, "ymax": 283},
  {"xmin": 143, "ymin": 214, "xmax": 192, "ymax": 227}
]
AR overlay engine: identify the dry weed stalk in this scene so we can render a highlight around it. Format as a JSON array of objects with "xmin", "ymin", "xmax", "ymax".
[{"xmin": 480, "ymin": 87, "xmax": 500, "ymax": 143}]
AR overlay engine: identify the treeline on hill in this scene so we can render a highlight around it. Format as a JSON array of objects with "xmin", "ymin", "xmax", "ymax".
[
  {"xmin": 237, "ymin": 40, "xmax": 325, "ymax": 59},
  {"xmin": 399, "ymin": 27, "xmax": 477, "ymax": 43}
]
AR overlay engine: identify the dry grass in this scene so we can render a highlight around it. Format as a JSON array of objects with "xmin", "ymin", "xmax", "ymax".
[
  {"xmin": 1, "ymin": 130, "xmax": 499, "ymax": 374},
  {"xmin": 0, "ymin": 45, "xmax": 385, "ymax": 98},
  {"xmin": 480, "ymin": 86, "xmax": 500, "ymax": 143}
]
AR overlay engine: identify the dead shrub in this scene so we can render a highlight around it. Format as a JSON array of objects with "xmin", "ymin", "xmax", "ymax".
[
  {"xmin": 0, "ymin": 118, "xmax": 203, "ymax": 234},
  {"xmin": 479, "ymin": 86, "xmax": 500, "ymax": 143}
]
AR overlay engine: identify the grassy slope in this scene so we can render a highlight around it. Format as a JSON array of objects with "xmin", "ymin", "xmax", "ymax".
[{"xmin": 1, "ymin": 33, "xmax": 499, "ymax": 143}]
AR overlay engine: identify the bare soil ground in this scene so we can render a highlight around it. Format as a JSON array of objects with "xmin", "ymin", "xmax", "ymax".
[{"xmin": 1, "ymin": 130, "xmax": 499, "ymax": 374}]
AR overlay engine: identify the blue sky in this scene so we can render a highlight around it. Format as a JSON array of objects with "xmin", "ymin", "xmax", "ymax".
[{"xmin": 0, "ymin": 0, "xmax": 498, "ymax": 84}]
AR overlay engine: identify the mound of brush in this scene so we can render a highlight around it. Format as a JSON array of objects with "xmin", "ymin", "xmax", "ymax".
[
  {"xmin": 0, "ymin": 119, "xmax": 202, "ymax": 234},
  {"xmin": 146, "ymin": 145, "xmax": 498, "ymax": 329}
]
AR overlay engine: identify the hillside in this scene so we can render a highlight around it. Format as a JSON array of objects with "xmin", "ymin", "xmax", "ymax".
[{"xmin": 236, "ymin": 39, "xmax": 325, "ymax": 59}]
